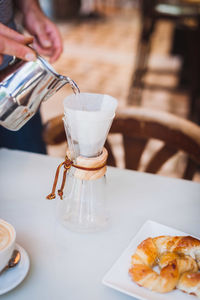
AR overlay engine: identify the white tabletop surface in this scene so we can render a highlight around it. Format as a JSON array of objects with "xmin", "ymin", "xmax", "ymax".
[{"xmin": 0, "ymin": 148, "xmax": 199, "ymax": 300}]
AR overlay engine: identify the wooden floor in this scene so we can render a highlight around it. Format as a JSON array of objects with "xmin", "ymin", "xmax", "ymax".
[{"xmin": 41, "ymin": 8, "xmax": 200, "ymax": 182}]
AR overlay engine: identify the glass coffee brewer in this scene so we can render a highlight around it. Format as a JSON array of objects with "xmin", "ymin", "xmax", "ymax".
[{"xmin": 47, "ymin": 93, "xmax": 118, "ymax": 232}]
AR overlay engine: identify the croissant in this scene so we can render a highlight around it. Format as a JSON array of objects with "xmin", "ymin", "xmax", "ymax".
[
  {"xmin": 178, "ymin": 272, "xmax": 200, "ymax": 297},
  {"xmin": 129, "ymin": 236, "xmax": 200, "ymax": 296}
]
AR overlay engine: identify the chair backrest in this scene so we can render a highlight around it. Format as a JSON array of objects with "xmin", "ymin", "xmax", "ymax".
[
  {"xmin": 43, "ymin": 107, "xmax": 200, "ymax": 180},
  {"xmin": 108, "ymin": 107, "xmax": 200, "ymax": 179}
]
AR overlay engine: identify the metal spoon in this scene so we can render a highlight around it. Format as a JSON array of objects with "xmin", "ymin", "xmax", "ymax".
[{"xmin": 0, "ymin": 250, "xmax": 21, "ymax": 274}]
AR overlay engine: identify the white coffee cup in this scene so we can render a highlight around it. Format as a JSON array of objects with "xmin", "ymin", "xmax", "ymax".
[{"xmin": 0, "ymin": 219, "xmax": 16, "ymax": 272}]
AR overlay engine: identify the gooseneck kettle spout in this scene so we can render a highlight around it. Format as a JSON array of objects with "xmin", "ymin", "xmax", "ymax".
[{"xmin": 0, "ymin": 55, "xmax": 79, "ymax": 131}]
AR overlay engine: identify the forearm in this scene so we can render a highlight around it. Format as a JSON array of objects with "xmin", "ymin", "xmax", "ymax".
[{"xmin": 14, "ymin": 0, "xmax": 42, "ymax": 15}]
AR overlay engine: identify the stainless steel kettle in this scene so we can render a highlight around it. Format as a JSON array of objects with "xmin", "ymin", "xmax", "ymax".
[{"xmin": 0, "ymin": 55, "xmax": 79, "ymax": 131}]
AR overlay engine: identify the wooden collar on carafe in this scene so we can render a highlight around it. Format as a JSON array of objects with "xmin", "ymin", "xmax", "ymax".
[{"xmin": 46, "ymin": 148, "xmax": 108, "ymax": 200}]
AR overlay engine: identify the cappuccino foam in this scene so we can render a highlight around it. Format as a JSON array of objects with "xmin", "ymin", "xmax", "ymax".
[{"xmin": 0, "ymin": 221, "xmax": 13, "ymax": 251}]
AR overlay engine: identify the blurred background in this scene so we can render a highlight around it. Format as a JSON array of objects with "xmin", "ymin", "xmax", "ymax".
[{"xmin": 39, "ymin": 0, "xmax": 200, "ymax": 181}]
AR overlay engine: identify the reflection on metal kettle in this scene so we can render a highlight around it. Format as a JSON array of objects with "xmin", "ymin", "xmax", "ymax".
[{"xmin": 0, "ymin": 55, "xmax": 79, "ymax": 131}]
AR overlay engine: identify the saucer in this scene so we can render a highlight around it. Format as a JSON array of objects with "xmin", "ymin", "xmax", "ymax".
[{"xmin": 0, "ymin": 243, "xmax": 30, "ymax": 295}]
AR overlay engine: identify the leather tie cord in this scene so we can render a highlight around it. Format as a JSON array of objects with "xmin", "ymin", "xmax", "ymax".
[{"xmin": 46, "ymin": 155, "xmax": 107, "ymax": 200}]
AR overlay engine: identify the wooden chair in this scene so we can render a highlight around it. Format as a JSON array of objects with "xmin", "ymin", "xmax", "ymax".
[
  {"xmin": 42, "ymin": 107, "xmax": 200, "ymax": 180},
  {"xmin": 127, "ymin": 0, "xmax": 200, "ymax": 123}
]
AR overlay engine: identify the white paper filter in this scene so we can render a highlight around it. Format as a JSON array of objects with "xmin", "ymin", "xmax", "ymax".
[{"xmin": 63, "ymin": 93, "xmax": 118, "ymax": 157}]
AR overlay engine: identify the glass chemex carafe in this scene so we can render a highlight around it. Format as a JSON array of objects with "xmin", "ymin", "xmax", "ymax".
[{"xmin": 47, "ymin": 93, "xmax": 117, "ymax": 233}]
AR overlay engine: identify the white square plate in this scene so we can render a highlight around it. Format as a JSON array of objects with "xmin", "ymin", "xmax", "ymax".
[{"xmin": 102, "ymin": 220, "xmax": 199, "ymax": 300}]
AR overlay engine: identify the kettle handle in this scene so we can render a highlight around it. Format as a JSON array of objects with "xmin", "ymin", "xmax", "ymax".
[{"xmin": 8, "ymin": 56, "xmax": 17, "ymax": 66}]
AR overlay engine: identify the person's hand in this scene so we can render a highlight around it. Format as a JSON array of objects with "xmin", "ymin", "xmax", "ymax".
[
  {"xmin": 0, "ymin": 23, "xmax": 36, "ymax": 65},
  {"xmin": 23, "ymin": 9, "xmax": 63, "ymax": 63}
]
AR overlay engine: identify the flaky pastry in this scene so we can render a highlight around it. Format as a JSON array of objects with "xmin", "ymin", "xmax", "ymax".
[
  {"xmin": 129, "ymin": 236, "xmax": 200, "ymax": 296},
  {"xmin": 178, "ymin": 272, "xmax": 200, "ymax": 297}
]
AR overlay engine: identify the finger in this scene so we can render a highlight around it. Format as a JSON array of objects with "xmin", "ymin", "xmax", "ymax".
[
  {"xmin": 0, "ymin": 35, "xmax": 37, "ymax": 61},
  {"xmin": 0, "ymin": 54, "xmax": 3, "ymax": 65},
  {"xmin": 49, "ymin": 46, "xmax": 62, "ymax": 63},
  {"xmin": 0, "ymin": 23, "xmax": 34, "ymax": 45},
  {"xmin": 32, "ymin": 31, "xmax": 62, "ymax": 62},
  {"xmin": 32, "ymin": 39, "xmax": 53, "ymax": 56},
  {"xmin": 33, "ymin": 22, "xmax": 52, "ymax": 49},
  {"xmin": 47, "ymin": 27, "xmax": 63, "ymax": 62}
]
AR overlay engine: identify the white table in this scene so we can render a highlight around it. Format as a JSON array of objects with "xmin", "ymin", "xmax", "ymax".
[{"xmin": 0, "ymin": 148, "xmax": 199, "ymax": 300}]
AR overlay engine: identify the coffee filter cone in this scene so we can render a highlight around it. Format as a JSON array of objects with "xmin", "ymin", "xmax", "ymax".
[
  {"xmin": 64, "ymin": 93, "xmax": 117, "ymax": 119},
  {"xmin": 63, "ymin": 93, "xmax": 118, "ymax": 157}
]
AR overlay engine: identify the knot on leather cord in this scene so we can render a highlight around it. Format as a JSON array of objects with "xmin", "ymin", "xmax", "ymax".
[{"xmin": 46, "ymin": 154, "xmax": 106, "ymax": 200}]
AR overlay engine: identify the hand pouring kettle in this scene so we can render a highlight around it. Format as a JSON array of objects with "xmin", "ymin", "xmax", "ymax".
[{"xmin": 0, "ymin": 55, "xmax": 79, "ymax": 131}]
